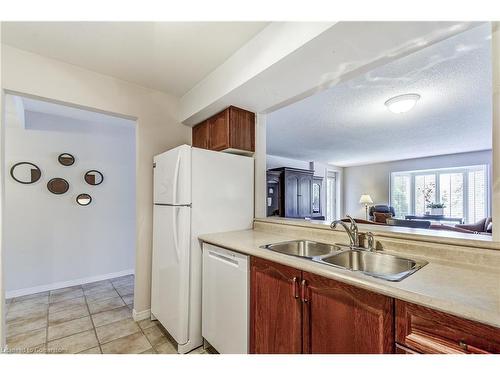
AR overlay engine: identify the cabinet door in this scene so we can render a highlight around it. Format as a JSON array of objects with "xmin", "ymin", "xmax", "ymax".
[
  {"xmin": 192, "ymin": 121, "xmax": 209, "ymax": 149},
  {"xmin": 302, "ymin": 272, "xmax": 394, "ymax": 354},
  {"xmin": 297, "ymin": 174, "xmax": 312, "ymax": 218},
  {"xmin": 396, "ymin": 300, "xmax": 500, "ymax": 354},
  {"xmin": 284, "ymin": 173, "xmax": 299, "ymax": 218},
  {"xmin": 229, "ymin": 106, "xmax": 255, "ymax": 152},
  {"xmin": 250, "ymin": 257, "xmax": 302, "ymax": 354},
  {"xmin": 208, "ymin": 109, "xmax": 230, "ymax": 151}
]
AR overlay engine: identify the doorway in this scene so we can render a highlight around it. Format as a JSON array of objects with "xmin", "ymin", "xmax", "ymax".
[{"xmin": 2, "ymin": 93, "xmax": 140, "ymax": 353}]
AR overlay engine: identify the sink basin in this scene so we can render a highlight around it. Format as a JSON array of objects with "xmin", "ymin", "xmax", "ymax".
[
  {"xmin": 261, "ymin": 240, "xmax": 341, "ymax": 259},
  {"xmin": 318, "ymin": 250, "xmax": 427, "ymax": 281}
]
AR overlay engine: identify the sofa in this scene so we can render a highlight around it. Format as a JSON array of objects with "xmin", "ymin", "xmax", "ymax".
[{"xmin": 455, "ymin": 217, "xmax": 492, "ymax": 235}]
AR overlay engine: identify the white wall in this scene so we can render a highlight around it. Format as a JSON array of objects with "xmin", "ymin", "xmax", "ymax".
[
  {"xmin": 254, "ymin": 114, "xmax": 267, "ymax": 218},
  {"xmin": 0, "ymin": 24, "xmax": 5, "ymax": 347},
  {"xmin": 1, "ymin": 45, "xmax": 191, "ymax": 314},
  {"xmin": 343, "ymin": 150, "xmax": 493, "ymax": 219},
  {"xmin": 493, "ymin": 23, "xmax": 500, "ymax": 242},
  {"xmin": 267, "ymin": 154, "xmax": 310, "ymax": 170},
  {"xmin": 4, "ymin": 109, "xmax": 135, "ymax": 296}
]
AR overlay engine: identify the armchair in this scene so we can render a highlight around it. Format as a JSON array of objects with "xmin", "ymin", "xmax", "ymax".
[{"xmin": 369, "ymin": 205, "xmax": 396, "ymax": 222}]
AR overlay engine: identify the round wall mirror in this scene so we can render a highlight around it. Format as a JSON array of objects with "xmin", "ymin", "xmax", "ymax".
[
  {"xmin": 10, "ymin": 162, "xmax": 42, "ymax": 184},
  {"xmin": 58, "ymin": 153, "xmax": 75, "ymax": 166},
  {"xmin": 76, "ymin": 193, "xmax": 92, "ymax": 206},
  {"xmin": 84, "ymin": 170, "xmax": 104, "ymax": 186},
  {"xmin": 47, "ymin": 178, "xmax": 69, "ymax": 195}
]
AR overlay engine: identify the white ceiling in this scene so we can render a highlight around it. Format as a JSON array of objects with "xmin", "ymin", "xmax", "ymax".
[
  {"xmin": 267, "ymin": 23, "xmax": 492, "ymax": 167},
  {"xmin": 1, "ymin": 22, "xmax": 268, "ymax": 96}
]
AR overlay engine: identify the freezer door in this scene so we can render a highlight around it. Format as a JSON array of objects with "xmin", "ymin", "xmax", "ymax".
[
  {"xmin": 153, "ymin": 145, "xmax": 191, "ymax": 205},
  {"xmin": 151, "ymin": 204, "xmax": 191, "ymax": 345}
]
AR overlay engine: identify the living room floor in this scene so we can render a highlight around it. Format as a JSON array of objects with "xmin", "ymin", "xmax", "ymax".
[{"xmin": 4, "ymin": 275, "xmax": 207, "ymax": 354}]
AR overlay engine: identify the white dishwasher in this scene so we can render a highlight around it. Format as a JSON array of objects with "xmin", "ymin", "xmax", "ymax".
[{"xmin": 202, "ymin": 243, "xmax": 249, "ymax": 354}]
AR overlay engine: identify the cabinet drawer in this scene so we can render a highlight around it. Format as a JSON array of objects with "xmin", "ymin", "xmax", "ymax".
[
  {"xmin": 395, "ymin": 344, "xmax": 420, "ymax": 354},
  {"xmin": 396, "ymin": 300, "xmax": 500, "ymax": 354}
]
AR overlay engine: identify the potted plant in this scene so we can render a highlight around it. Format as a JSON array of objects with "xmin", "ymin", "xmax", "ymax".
[
  {"xmin": 427, "ymin": 202, "xmax": 445, "ymax": 216},
  {"xmin": 417, "ymin": 183, "xmax": 436, "ymax": 215}
]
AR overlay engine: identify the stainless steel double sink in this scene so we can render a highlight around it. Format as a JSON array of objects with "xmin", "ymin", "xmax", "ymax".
[{"xmin": 260, "ymin": 240, "xmax": 427, "ymax": 282}]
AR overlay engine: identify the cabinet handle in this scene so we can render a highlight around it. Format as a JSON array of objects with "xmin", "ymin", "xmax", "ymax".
[
  {"xmin": 292, "ymin": 277, "xmax": 299, "ymax": 299},
  {"xmin": 459, "ymin": 341, "xmax": 490, "ymax": 354},
  {"xmin": 301, "ymin": 279, "xmax": 309, "ymax": 303}
]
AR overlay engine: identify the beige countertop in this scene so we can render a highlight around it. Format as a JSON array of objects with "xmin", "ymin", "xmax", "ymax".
[
  {"xmin": 257, "ymin": 217, "xmax": 497, "ymax": 249},
  {"xmin": 199, "ymin": 229, "xmax": 500, "ymax": 329}
]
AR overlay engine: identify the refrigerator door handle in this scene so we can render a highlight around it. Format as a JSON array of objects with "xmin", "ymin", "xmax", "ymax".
[
  {"xmin": 172, "ymin": 153, "xmax": 181, "ymax": 205},
  {"xmin": 172, "ymin": 206, "xmax": 180, "ymax": 261}
]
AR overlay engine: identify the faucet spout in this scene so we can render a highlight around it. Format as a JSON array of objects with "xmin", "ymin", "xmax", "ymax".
[{"xmin": 330, "ymin": 215, "xmax": 359, "ymax": 248}]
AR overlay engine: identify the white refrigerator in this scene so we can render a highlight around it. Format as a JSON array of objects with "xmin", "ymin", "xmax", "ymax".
[{"xmin": 151, "ymin": 144, "xmax": 254, "ymax": 354}]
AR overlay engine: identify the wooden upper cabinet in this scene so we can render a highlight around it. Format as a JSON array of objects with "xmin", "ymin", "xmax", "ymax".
[
  {"xmin": 250, "ymin": 257, "xmax": 302, "ymax": 354},
  {"xmin": 302, "ymin": 272, "xmax": 394, "ymax": 354},
  {"xmin": 396, "ymin": 300, "xmax": 500, "ymax": 354},
  {"xmin": 192, "ymin": 106, "xmax": 255, "ymax": 153},
  {"xmin": 192, "ymin": 120, "xmax": 209, "ymax": 149},
  {"xmin": 208, "ymin": 109, "xmax": 230, "ymax": 150},
  {"xmin": 228, "ymin": 106, "xmax": 255, "ymax": 152}
]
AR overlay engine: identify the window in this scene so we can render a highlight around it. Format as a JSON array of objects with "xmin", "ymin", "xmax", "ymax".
[
  {"xmin": 326, "ymin": 171, "xmax": 337, "ymax": 222},
  {"xmin": 390, "ymin": 165, "xmax": 489, "ymax": 224},
  {"xmin": 414, "ymin": 174, "xmax": 436, "ymax": 216},
  {"xmin": 391, "ymin": 174, "xmax": 411, "ymax": 218}
]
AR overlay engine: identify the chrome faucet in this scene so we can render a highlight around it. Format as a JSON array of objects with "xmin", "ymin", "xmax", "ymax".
[
  {"xmin": 330, "ymin": 215, "xmax": 359, "ymax": 248},
  {"xmin": 366, "ymin": 232, "xmax": 375, "ymax": 252}
]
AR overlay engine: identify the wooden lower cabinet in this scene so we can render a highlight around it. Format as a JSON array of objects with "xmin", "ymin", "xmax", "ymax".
[
  {"xmin": 396, "ymin": 300, "xmax": 500, "ymax": 354},
  {"xmin": 395, "ymin": 344, "xmax": 419, "ymax": 354},
  {"xmin": 250, "ymin": 257, "xmax": 302, "ymax": 354},
  {"xmin": 250, "ymin": 257, "xmax": 394, "ymax": 354},
  {"xmin": 249, "ymin": 256, "xmax": 500, "ymax": 354},
  {"xmin": 302, "ymin": 272, "xmax": 394, "ymax": 354}
]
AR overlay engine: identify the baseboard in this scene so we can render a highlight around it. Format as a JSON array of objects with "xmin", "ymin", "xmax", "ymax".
[
  {"xmin": 132, "ymin": 308, "xmax": 151, "ymax": 321},
  {"xmin": 6, "ymin": 269, "xmax": 135, "ymax": 299}
]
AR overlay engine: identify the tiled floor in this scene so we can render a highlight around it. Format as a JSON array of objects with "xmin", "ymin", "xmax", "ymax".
[{"xmin": 5, "ymin": 275, "xmax": 207, "ymax": 354}]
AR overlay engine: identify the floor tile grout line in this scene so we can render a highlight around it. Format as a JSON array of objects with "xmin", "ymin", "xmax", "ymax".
[
  {"xmin": 111, "ymin": 278, "xmax": 157, "ymax": 353},
  {"xmin": 56, "ymin": 304, "xmax": 135, "ymax": 348},
  {"xmin": 82, "ymin": 284, "xmax": 103, "ymax": 354},
  {"xmin": 6, "ymin": 276, "xmax": 135, "ymax": 354},
  {"xmin": 46, "ymin": 284, "xmax": 98, "ymax": 352}
]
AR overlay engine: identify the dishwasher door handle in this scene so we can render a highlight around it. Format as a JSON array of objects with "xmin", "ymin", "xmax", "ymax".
[{"xmin": 208, "ymin": 250, "xmax": 240, "ymax": 267}]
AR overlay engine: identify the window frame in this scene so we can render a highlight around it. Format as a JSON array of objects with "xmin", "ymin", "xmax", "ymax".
[{"xmin": 389, "ymin": 165, "xmax": 490, "ymax": 223}]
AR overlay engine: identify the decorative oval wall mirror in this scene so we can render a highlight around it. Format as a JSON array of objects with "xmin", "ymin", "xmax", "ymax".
[
  {"xmin": 76, "ymin": 193, "xmax": 92, "ymax": 206},
  {"xmin": 58, "ymin": 153, "xmax": 75, "ymax": 166},
  {"xmin": 84, "ymin": 170, "xmax": 104, "ymax": 186},
  {"xmin": 47, "ymin": 178, "xmax": 70, "ymax": 195},
  {"xmin": 10, "ymin": 162, "xmax": 42, "ymax": 184}
]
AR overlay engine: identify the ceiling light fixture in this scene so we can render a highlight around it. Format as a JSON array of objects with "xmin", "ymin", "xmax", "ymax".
[{"xmin": 384, "ymin": 93, "xmax": 421, "ymax": 114}]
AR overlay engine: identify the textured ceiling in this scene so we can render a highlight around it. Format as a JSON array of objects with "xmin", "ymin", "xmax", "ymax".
[
  {"xmin": 267, "ymin": 23, "xmax": 492, "ymax": 167},
  {"xmin": 1, "ymin": 22, "xmax": 268, "ymax": 96}
]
